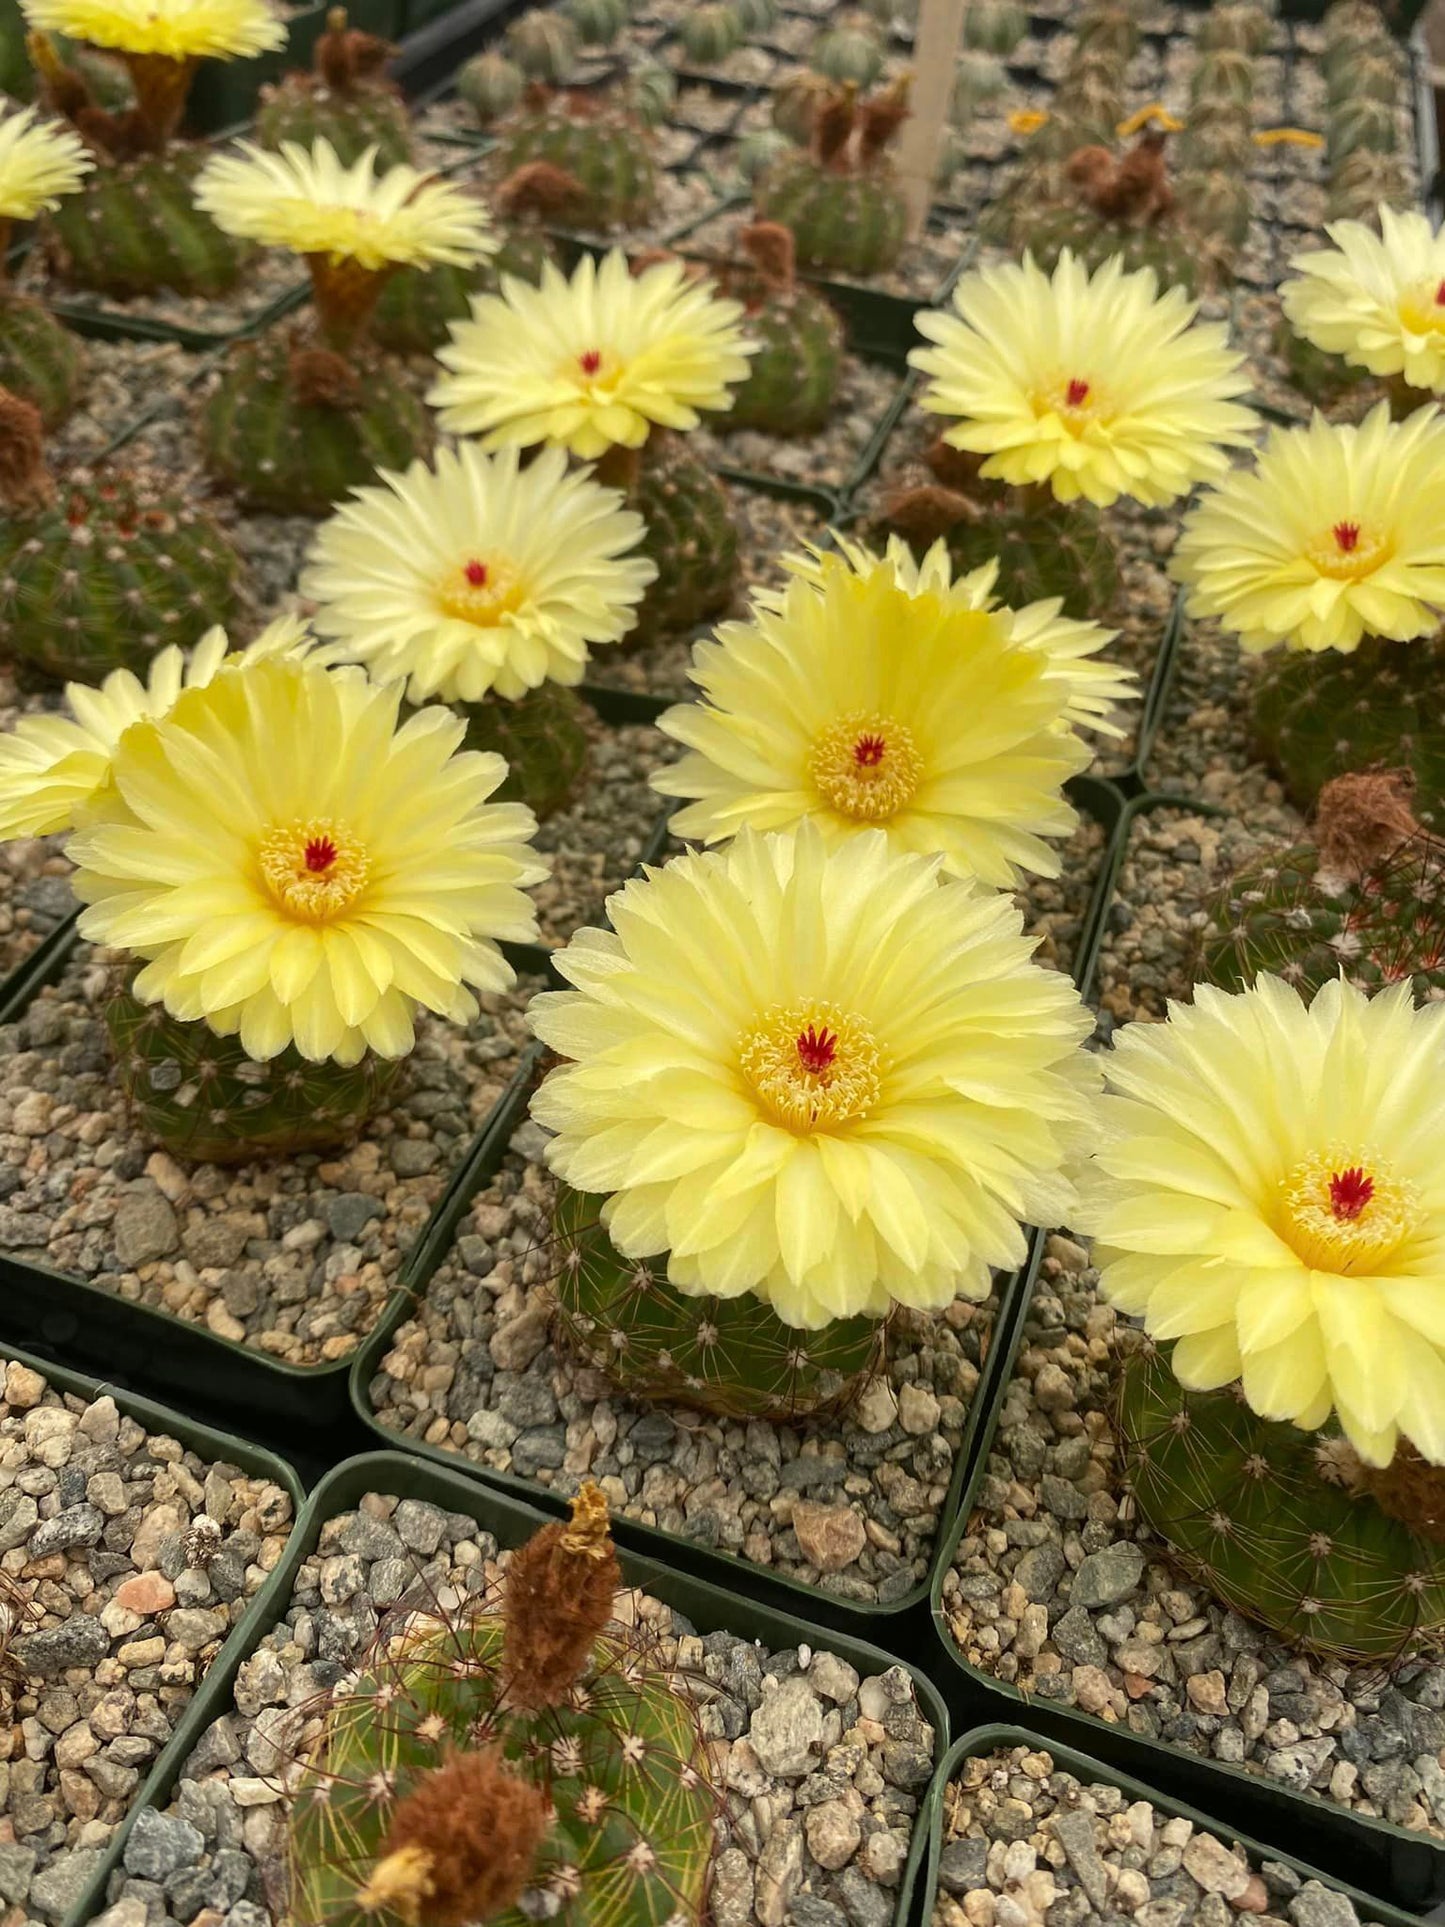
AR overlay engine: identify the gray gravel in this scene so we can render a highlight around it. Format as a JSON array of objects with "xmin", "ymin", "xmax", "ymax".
[
  {"xmin": 18, "ymin": 240, "xmax": 305, "ymax": 345},
  {"xmin": 935, "ymin": 1743, "xmax": 1388, "ymax": 1927},
  {"xmin": 0, "ymin": 945, "xmax": 539, "ymax": 1365},
  {"xmin": 690, "ymin": 354, "xmax": 906, "ymax": 493},
  {"xmin": 941, "ymin": 1238, "xmax": 1445, "ymax": 1839},
  {"xmin": 98, "ymin": 1493, "xmax": 938, "ymax": 1927},
  {"xmin": 0, "ymin": 1355, "xmax": 294, "ymax": 1923},
  {"xmin": 533, "ymin": 718, "xmax": 679, "ymax": 947}
]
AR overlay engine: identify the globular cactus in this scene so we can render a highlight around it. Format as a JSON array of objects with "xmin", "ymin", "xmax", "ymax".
[
  {"xmin": 462, "ymin": 681, "xmax": 590, "ymax": 821},
  {"xmin": 457, "ymin": 50, "xmax": 525, "ymax": 126},
  {"xmin": 505, "ymin": 7, "xmax": 579, "ymax": 82},
  {"xmin": 735, "ymin": 127, "xmax": 792, "ymax": 182},
  {"xmin": 1072, "ymin": 0, "xmax": 1138, "ymax": 68},
  {"xmin": 1119, "ymin": 1339, "xmax": 1445, "ymax": 1663},
  {"xmin": 962, "ymin": 0, "xmax": 1026, "ymax": 56},
  {"xmin": 0, "ymin": 295, "xmax": 85, "ymax": 429},
  {"xmin": 680, "ymin": 2, "xmax": 742, "ymax": 65},
  {"xmin": 1322, "ymin": 0, "xmax": 1394, "ymax": 82},
  {"xmin": 734, "ymin": 0, "xmax": 779, "ymax": 35},
  {"xmin": 1327, "ymin": 94, "xmax": 1397, "ymax": 167},
  {"xmin": 370, "ymin": 226, "xmax": 554, "ymax": 358},
  {"xmin": 492, "ymin": 89, "xmax": 658, "ymax": 231},
  {"xmin": 284, "ymin": 1484, "xmax": 718, "ymax": 1927},
  {"xmin": 563, "ymin": 0, "xmax": 627, "ymax": 47},
  {"xmin": 553, "ymin": 1187, "xmax": 884, "ymax": 1421},
  {"xmin": 771, "ymin": 70, "xmax": 830, "ymax": 145},
  {"xmin": 1330, "ymin": 47, "xmax": 1399, "ymax": 107},
  {"xmin": 107, "ymin": 981, "xmax": 399, "ymax": 1164},
  {"xmin": 1197, "ymin": 771, "xmax": 1445, "ymax": 1001},
  {"xmin": 1195, "ymin": 3, "xmax": 1272, "ymax": 54},
  {"xmin": 713, "ymin": 221, "xmax": 844, "ymax": 435},
  {"xmin": 199, "ymin": 328, "xmax": 431, "ymax": 517},
  {"xmin": 810, "ymin": 18, "xmax": 885, "ymax": 88},
  {"xmin": 1326, "ymin": 147, "xmax": 1410, "ymax": 222},
  {"xmin": 45, "ymin": 147, "xmax": 251, "ymax": 297},
  {"xmin": 1253, "ymin": 638, "xmax": 1445, "ymax": 835},
  {"xmin": 255, "ymin": 7, "xmax": 412, "ymax": 169},
  {"xmin": 0, "ymin": 390, "xmax": 241, "ymax": 682},
  {"xmin": 755, "ymin": 77, "xmax": 910, "ymax": 279},
  {"xmin": 1188, "ymin": 47, "xmax": 1255, "ymax": 114},
  {"xmin": 1004, "ymin": 133, "xmax": 1204, "ymax": 292},
  {"xmin": 624, "ymin": 432, "xmax": 739, "ymax": 643},
  {"xmin": 1176, "ymin": 113, "xmax": 1254, "ymax": 176},
  {"xmin": 1174, "ymin": 168, "xmax": 1251, "ymax": 252},
  {"xmin": 628, "ymin": 62, "xmax": 676, "ymax": 129},
  {"xmin": 952, "ymin": 49, "xmax": 1006, "ymax": 125}
]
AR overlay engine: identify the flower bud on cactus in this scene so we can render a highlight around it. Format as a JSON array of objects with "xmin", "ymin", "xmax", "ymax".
[
  {"xmin": 711, "ymin": 221, "xmax": 844, "ymax": 435},
  {"xmin": 255, "ymin": 7, "xmax": 412, "ymax": 168},
  {"xmin": 563, "ymin": 0, "xmax": 627, "ymax": 48},
  {"xmin": 811, "ymin": 18, "xmax": 885, "ymax": 87},
  {"xmin": 0, "ymin": 388, "xmax": 242, "ymax": 682},
  {"xmin": 457, "ymin": 49, "xmax": 524, "ymax": 125},
  {"xmin": 504, "ymin": 6, "xmax": 578, "ymax": 82},
  {"xmin": 755, "ymin": 76, "xmax": 910, "ymax": 278},
  {"xmin": 492, "ymin": 87, "xmax": 658, "ymax": 230}
]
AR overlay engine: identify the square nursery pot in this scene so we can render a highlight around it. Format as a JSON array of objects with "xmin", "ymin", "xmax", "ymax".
[
  {"xmin": 926, "ymin": 1255, "xmax": 1445, "ymax": 1921},
  {"xmin": 0, "ymin": 911, "xmax": 546, "ymax": 1446},
  {"xmin": 919, "ymin": 1724, "xmax": 1426, "ymax": 1927},
  {"xmin": 0, "ymin": 1338, "xmax": 305, "ymax": 1927},
  {"xmin": 84, "ymin": 1447, "xmax": 952, "ymax": 1927},
  {"xmin": 345, "ymin": 774, "xmax": 1131, "ymax": 1635}
]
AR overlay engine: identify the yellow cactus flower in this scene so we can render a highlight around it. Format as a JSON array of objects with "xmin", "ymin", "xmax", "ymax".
[
  {"xmin": 0, "ymin": 103, "xmax": 90, "ymax": 223},
  {"xmin": 1281, "ymin": 206, "xmax": 1445, "ymax": 394},
  {"xmin": 20, "ymin": 0, "xmax": 285, "ymax": 61}
]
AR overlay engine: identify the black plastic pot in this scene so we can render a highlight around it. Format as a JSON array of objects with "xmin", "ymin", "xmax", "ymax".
[{"xmin": 75, "ymin": 1447, "xmax": 953, "ymax": 1927}]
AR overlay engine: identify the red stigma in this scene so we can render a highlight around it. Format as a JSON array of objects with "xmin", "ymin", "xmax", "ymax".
[
  {"xmin": 578, "ymin": 349, "xmax": 602, "ymax": 375},
  {"xmin": 1065, "ymin": 378, "xmax": 1090, "ymax": 407},
  {"xmin": 853, "ymin": 733, "xmax": 886, "ymax": 768},
  {"xmin": 1333, "ymin": 520, "xmax": 1361, "ymax": 552},
  {"xmin": 1435, "ymin": 279, "xmax": 1445, "ymax": 305},
  {"xmin": 795, "ymin": 1025, "xmax": 837, "ymax": 1076},
  {"xmin": 1329, "ymin": 1167, "xmax": 1374, "ymax": 1222},
  {"xmin": 464, "ymin": 559, "xmax": 489, "ymax": 587},
  {"xmin": 304, "ymin": 837, "xmax": 338, "ymax": 874}
]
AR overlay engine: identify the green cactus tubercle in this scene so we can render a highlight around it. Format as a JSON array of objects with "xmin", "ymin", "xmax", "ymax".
[
  {"xmin": 107, "ymin": 982, "xmax": 399, "ymax": 1166},
  {"xmin": 553, "ymin": 1185, "xmax": 885, "ymax": 1421},
  {"xmin": 1119, "ymin": 1341, "xmax": 1445, "ymax": 1663}
]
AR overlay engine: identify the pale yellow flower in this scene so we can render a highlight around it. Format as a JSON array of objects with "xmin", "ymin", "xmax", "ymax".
[
  {"xmin": 67, "ymin": 656, "xmax": 547, "ymax": 1065},
  {"xmin": 20, "ymin": 0, "xmax": 285, "ymax": 60},
  {"xmin": 1281, "ymin": 206, "xmax": 1445, "ymax": 394},
  {"xmin": 529, "ymin": 823, "xmax": 1097, "ymax": 1328},
  {"xmin": 193, "ymin": 140, "xmax": 494, "ymax": 270},
  {"xmin": 302, "ymin": 443, "xmax": 655, "ymax": 705},
  {"xmin": 429, "ymin": 250, "xmax": 755, "ymax": 460},
  {"xmin": 910, "ymin": 250, "xmax": 1256, "ymax": 508},
  {"xmin": 1172, "ymin": 402, "xmax": 1445, "ymax": 653},
  {"xmin": 1077, "ymin": 976, "xmax": 1445, "ymax": 1468},
  {"xmin": 0, "ymin": 104, "xmax": 91, "ymax": 221}
]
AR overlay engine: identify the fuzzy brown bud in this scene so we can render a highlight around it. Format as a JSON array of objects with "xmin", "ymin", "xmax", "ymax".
[
  {"xmin": 882, "ymin": 482, "xmax": 976, "ymax": 547},
  {"xmin": 359, "ymin": 1751, "xmax": 550, "ymax": 1927},
  {"xmin": 496, "ymin": 160, "xmax": 591, "ymax": 223},
  {"xmin": 287, "ymin": 343, "xmax": 361, "ymax": 409},
  {"xmin": 856, "ymin": 75, "xmax": 909, "ymax": 165},
  {"xmin": 502, "ymin": 1481, "xmax": 620, "ymax": 1709},
  {"xmin": 812, "ymin": 84, "xmax": 857, "ymax": 170},
  {"xmin": 1359, "ymin": 1442, "xmax": 1445, "ymax": 1547},
  {"xmin": 316, "ymin": 9, "xmax": 397, "ymax": 89},
  {"xmin": 1312, "ymin": 769, "xmax": 1425, "ymax": 885},
  {"xmin": 0, "ymin": 390, "xmax": 53, "ymax": 512},
  {"xmin": 738, "ymin": 220, "xmax": 796, "ymax": 291}
]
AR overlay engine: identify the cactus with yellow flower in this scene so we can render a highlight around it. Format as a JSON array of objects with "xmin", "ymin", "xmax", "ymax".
[{"xmin": 0, "ymin": 101, "xmax": 90, "ymax": 424}]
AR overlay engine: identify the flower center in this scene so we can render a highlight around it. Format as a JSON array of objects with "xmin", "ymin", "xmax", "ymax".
[
  {"xmin": 739, "ymin": 1001, "xmax": 881, "ymax": 1135},
  {"xmin": 1278, "ymin": 1147, "xmax": 1418, "ymax": 1274},
  {"xmin": 1038, "ymin": 374, "xmax": 1106, "ymax": 433},
  {"xmin": 570, "ymin": 346, "xmax": 619, "ymax": 393},
  {"xmin": 1397, "ymin": 276, "xmax": 1445, "ymax": 336},
  {"xmin": 1065, "ymin": 377, "xmax": 1090, "ymax": 406},
  {"xmin": 1308, "ymin": 519, "xmax": 1392, "ymax": 582},
  {"xmin": 437, "ymin": 555, "xmax": 526, "ymax": 627},
  {"xmin": 808, "ymin": 713, "xmax": 923, "ymax": 822},
  {"xmin": 259, "ymin": 817, "xmax": 370, "ymax": 923}
]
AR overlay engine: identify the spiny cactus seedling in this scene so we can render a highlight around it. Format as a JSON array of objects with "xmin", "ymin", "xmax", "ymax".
[
  {"xmin": 255, "ymin": 8, "xmax": 412, "ymax": 169},
  {"xmin": 563, "ymin": 0, "xmax": 627, "ymax": 48},
  {"xmin": 462, "ymin": 679, "xmax": 590, "ymax": 821},
  {"xmin": 771, "ymin": 70, "xmax": 830, "ymax": 145},
  {"xmin": 492, "ymin": 86, "xmax": 658, "ymax": 231},
  {"xmin": 1189, "ymin": 46, "xmax": 1255, "ymax": 113},
  {"xmin": 735, "ymin": 126, "xmax": 793, "ymax": 183},
  {"xmin": 457, "ymin": 49, "xmax": 525, "ymax": 126},
  {"xmin": 680, "ymin": 2, "xmax": 742, "ymax": 66},
  {"xmin": 1195, "ymin": 3, "xmax": 1272, "ymax": 54},
  {"xmin": 107, "ymin": 978, "xmax": 400, "ymax": 1164},
  {"xmin": 755, "ymin": 77, "xmax": 910, "ymax": 279},
  {"xmin": 30, "ymin": 34, "xmax": 253, "ymax": 297},
  {"xmin": 1072, "ymin": 0, "xmax": 1138, "ymax": 67},
  {"xmin": 1198, "ymin": 770, "xmax": 1445, "ymax": 999},
  {"xmin": 0, "ymin": 389, "xmax": 242, "ymax": 681},
  {"xmin": 711, "ymin": 221, "xmax": 844, "ymax": 436},
  {"xmin": 1328, "ymin": 46, "xmax": 1399, "ymax": 107},
  {"xmin": 628, "ymin": 62, "xmax": 676, "ymax": 130},
  {"xmin": 285, "ymin": 1484, "xmax": 718, "ymax": 1927},
  {"xmin": 1253, "ymin": 637, "xmax": 1445, "ymax": 835},
  {"xmin": 962, "ymin": 0, "xmax": 1026, "ymax": 56},
  {"xmin": 810, "ymin": 17, "xmax": 885, "ymax": 88},
  {"xmin": 552, "ymin": 1186, "xmax": 885, "ymax": 1420},
  {"xmin": 734, "ymin": 0, "xmax": 779, "ymax": 35},
  {"xmin": 952, "ymin": 49, "xmax": 1006, "ymax": 126},
  {"xmin": 505, "ymin": 6, "xmax": 578, "ymax": 82},
  {"xmin": 1119, "ymin": 1339, "xmax": 1445, "ymax": 1663}
]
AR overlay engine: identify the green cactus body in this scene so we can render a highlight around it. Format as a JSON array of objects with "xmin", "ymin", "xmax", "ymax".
[
  {"xmin": 628, "ymin": 62, "xmax": 677, "ymax": 129},
  {"xmin": 1177, "ymin": 116, "xmax": 1254, "ymax": 176},
  {"xmin": 962, "ymin": 0, "xmax": 1026, "ymax": 56},
  {"xmin": 771, "ymin": 71, "xmax": 828, "ymax": 144},
  {"xmin": 1042, "ymin": 78, "xmax": 1123, "ymax": 149},
  {"xmin": 0, "ymin": 295, "xmax": 85, "ymax": 429},
  {"xmin": 1329, "ymin": 48, "xmax": 1400, "ymax": 107},
  {"xmin": 1326, "ymin": 148, "xmax": 1410, "ymax": 221},
  {"xmin": 723, "ymin": 281, "xmax": 843, "ymax": 435},
  {"xmin": 0, "ymin": 470, "xmax": 241, "ymax": 681},
  {"xmin": 106, "ymin": 985, "xmax": 399, "ymax": 1165},
  {"xmin": 1175, "ymin": 170, "xmax": 1251, "ymax": 251},
  {"xmin": 736, "ymin": 127, "xmax": 795, "ymax": 183},
  {"xmin": 1189, "ymin": 48, "xmax": 1254, "ymax": 111},
  {"xmin": 1072, "ymin": 5, "xmax": 1137, "ymax": 67},
  {"xmin": 1012, "ymin": 201, "xmax": 1200, "ymax": 294},
  {"xmin": 811, "ymin": 22, "xmax": 885, "ymax": 86},
  {"xmin": 1327, "ymin": 94, "xmax": 1397, "ymax": 166},
  {"xmin": 370, "ymin": 228, "xmax": 553, "ymax": 356},
  {"xmin": 457, "ymin": 49, "xmax": 525, "ymax": 125},
  {"xmin": 287, "ymin": 1605, "xmax": 716, "ymax": 1927},
  {"xmin": 1253, "ymin": 639, "xmax": 1445, "ymax": 833},
  {"xmin": 889, "ymin": 494, "xmax": 1121, "ymax": 623},
  {"xmin": 461, "ymin": 682, "xmax": 590, "ymax": 820},
  {"xmin": 734, "ymin": 0, "xmax": 779, "ymax": 35},
  {"xmin": 1275, "ymin": 316, "xmax": 1372, "ymax": 407},
  {"xmin": 755, "ymin": 151, "xmax": 906, "ymax": 277},
  {"xmin": 553, "ymin": 1186, "xmax": 885, "ymax": 1420},
  {"xmin": 255, "ymin": 74, "xmax": 413, "ymax": 167},
  {"xmin": 505, "ymin": 7, "xmax": 579, "ymax": 80},
  {"xmin": 952, "ymin": 50, "xmax": 1006, "ymax": 124},
  {"xmin": 1119, "ymin": 1342, "xmax": 1445, "ymax": 1663},
  {"xmin": 1, "ymin": 0, "xmax": 30, "ymax": 98},
  {"xmin": 45, "ymin": 148, "xmax": 251, "ymax": 299},
  {"xmin": 627, "ymin": 436, "xmax": 739, "ymax": 643},
  {"xmin": 681, "ymin": 2, "xmax": 742, "ymax": 64},
  {"xmin": 1199, "ymin": 837, "xmax": 1445, "ymax": 1000},
  {"xmin": 495, "ymin": 99, "xmax": 658, "ymax": 230},
  {"xmin": 199, "ymin": 331, "xmax": 431, "ymax": 517},
  {"xmin": 1195, "ymin": 4, "xmax": 1272, "ymax": 55},
  {"xmin": 564, "ymin": 0, "xmax": 627, "ymax": 46}
]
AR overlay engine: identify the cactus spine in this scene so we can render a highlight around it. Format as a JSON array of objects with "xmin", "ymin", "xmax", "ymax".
[
  {"xmin": 255, "ymin": 8, "xmax": 413, "ymax": 169},
  {"xmin": 755, "ymin": 78, "xmax": 910, "ymax": 279},
  {"xmin": 284, "ymin": 1485, "xmax": 717, "ymax": 1927}
]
